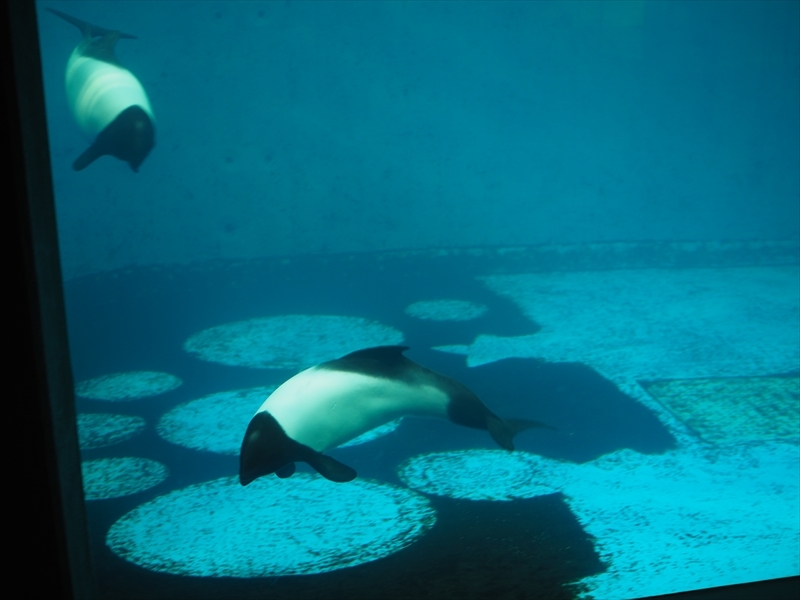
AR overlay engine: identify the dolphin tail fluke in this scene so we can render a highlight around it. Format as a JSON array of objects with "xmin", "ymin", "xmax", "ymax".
[
  {"xmin": 46, "ymin": 8, "xmax": 137, "ymax": 40},
  {"xmin": 487, "ymin": 416, "xmax": 554, "ymax": 451}
]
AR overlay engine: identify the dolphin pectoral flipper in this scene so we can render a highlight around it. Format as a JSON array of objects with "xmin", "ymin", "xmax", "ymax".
[
  {"xmin": 275, "ymin": 463, "xmax": 296, "ymax": 479},
  {"xmin": 486, "ymin": 416, "xmax": 554, "ymax": 451},
  {"xmin": 304, "ymin": 452, "xmax": 357, "ymax": 483},
  {"xmin": 72, "ymin": 143, "xmax": 104, "ymax": 172},
  {"xmin": 46, "ymin": 8, "xmax": 137, "ymax": 39}
]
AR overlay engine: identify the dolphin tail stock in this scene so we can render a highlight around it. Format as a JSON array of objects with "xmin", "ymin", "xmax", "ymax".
[
  {"xmin": 486, "ymin": 416, "xmax": 555, "ymax": 451},
  {"xmin": 46, "ymin": 7, "xmax": 137, "ymax": 40}
]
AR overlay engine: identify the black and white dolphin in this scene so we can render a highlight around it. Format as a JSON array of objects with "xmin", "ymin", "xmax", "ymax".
[
  {"xmin": 240, "ymin": 346, "xmax": 551, "ymax": 485},
  {"xmin": 47, "ymin": 8, "xmax": 155, "ymax": 172}
]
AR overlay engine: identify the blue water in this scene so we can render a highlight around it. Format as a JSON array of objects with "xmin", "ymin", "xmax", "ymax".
[
  {"xmin": 37, "ymin": 0, "xmax": 799, "ymax": 278},
  {"xmin": 35, "ymin": 1, "xmax": 800, "ymax": 598}
]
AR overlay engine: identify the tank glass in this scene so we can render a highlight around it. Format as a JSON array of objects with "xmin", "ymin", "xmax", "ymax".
[{"xmin": 34, "ymin": 1, "xmax": 799, "ymax": 598}]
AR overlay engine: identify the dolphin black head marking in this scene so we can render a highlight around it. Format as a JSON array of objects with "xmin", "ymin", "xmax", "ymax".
[
  {"xmin": 239, "ymin": 411, "xmax": 356, "ymax": 486},
  {"xmin": 73, "ymin": 105, "xmax": 155, "ymax": 172}
]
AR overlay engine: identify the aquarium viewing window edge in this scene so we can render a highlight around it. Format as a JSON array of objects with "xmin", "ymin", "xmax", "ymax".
[{"xmin": 6, "ymin": 1, "xmax": 94, "ymax": 598}]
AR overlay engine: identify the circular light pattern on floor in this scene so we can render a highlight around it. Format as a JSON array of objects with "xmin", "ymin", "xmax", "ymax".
[
  {"xmin": 75, "ymin": 371, "xmax": 182, "ymax": 401},
  {"xmin": 398, "ymin": 449, "xmax": 569, "ymax": 501},
  {"xmin": 183, "ymin": 315, "xmax": 404, "ymax": 369},
  {"xmin": 77, "ymin": 413, "xmax": 146, "ymax": 449},
  {"xmin": 338, "ymin": 418, "xmax": 403, "ymax": 448},
  {"xmin": 157, "ymin": 387, "xmax": 275, "ymax": 454},
  {"xmin": 106, "ymin": 473, "xmax": 436, "ymax": 577},
  {"xmin": 405, "ymin": 299, "xmax": 488, "ymax": 321},
  {"xmin": 82, "ymin": 457, "xmax": 169, "ymax": 500}
]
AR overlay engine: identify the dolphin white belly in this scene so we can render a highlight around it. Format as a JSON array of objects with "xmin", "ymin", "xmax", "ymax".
[
  {"xmin": 66, "ymin": 48, "xmax": 154, "ymax": 137},
  {"xmin": 257, "ymin": 367, "xmax": 449, "ymax": 453}
]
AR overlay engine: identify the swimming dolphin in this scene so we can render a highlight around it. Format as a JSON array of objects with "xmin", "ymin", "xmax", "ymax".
[
  {"xmin": 240, "ymin": 346, "xmax": 551, "ymax": 485},
  {"xmin": 47, "ymin": 8, "xmax": 155, "ymax": 171}
]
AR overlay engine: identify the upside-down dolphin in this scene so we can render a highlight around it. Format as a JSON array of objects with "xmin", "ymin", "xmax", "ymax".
[
  {"xmin": 47, "ymin": 8, "xmax": 155, "ymax": 171},
  {"xmin": 240, "ymin": 346, "xmax": 552, "ymax": 484}
]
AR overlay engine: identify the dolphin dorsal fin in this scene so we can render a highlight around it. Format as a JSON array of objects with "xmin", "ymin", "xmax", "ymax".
[
  {"xmin": 339, "ymin": 346, "xmax": 410, "ymax": 362},
  {"xmin": 320, "ymin": 346, "xmax": 415, "ymax": 380}
]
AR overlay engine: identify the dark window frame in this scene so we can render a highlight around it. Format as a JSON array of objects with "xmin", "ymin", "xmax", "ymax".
[{"xmin": 4, "ymin": 1, "xmax": 93, "ymax": 597}]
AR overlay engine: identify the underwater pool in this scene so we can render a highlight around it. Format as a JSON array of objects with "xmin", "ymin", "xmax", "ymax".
[
  {"xmin": 21, "ymin": 0, "xmax": 798, "ymax": 597},
  {"xmin": 65, "ymin": 244, "xmax": 799, "ymax": 599}
]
